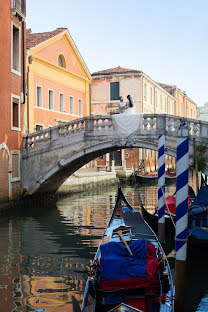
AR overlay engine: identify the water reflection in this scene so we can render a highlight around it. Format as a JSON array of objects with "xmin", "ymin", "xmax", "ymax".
[{"xmin": 0, "ymin": 176, "xmax": 206, "ymax": 311}]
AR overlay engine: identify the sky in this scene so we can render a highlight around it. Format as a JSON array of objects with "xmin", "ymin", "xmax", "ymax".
[{"xmin": 26, "ymin": 0, "xmax": 208, "ymax": 106}]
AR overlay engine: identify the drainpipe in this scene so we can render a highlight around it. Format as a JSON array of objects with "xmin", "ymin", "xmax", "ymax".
[
  {"xmin": 27, "ymin": 65, "xmax": 30, "ymax": 134},
  {"xmin": 89, "ymin": 83, "xmax": 92, "ymax": 117},
  {"xmin": 141, "ymin": 76, "xmax": 143, "ymax": 113},
  {"xmin": 22, "ymin": 21, "xmax": 26, "ymax": 104}
]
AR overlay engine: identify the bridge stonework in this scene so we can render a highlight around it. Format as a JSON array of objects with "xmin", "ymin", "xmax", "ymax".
[{"xmin": 22, "ymin": 114, "xmax": 208, "ymax": 195}]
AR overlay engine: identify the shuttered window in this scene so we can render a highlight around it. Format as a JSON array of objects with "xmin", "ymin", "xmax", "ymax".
[{"xmin": 110, "ymin": 82, "xmax": 120, "ymax": 100}]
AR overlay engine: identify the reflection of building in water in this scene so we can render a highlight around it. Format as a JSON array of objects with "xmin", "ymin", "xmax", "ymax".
[
  {"xmin": 0, "ymin": 220, "xmax": 29, "ymax": 311},
  {"xmin": 25, "ymin": 275, "xmax": 83, "ymax": 312}
]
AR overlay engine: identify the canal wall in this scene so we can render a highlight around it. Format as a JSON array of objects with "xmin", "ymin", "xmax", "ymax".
[{"xmin": 57, "ymin": 168, "xmax": 117, "ymax": 194}]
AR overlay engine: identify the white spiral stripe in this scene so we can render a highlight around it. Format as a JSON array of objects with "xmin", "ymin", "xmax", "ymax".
[
  {"xmin": 176, "ymin": 243, "xmax": 187, "ymax": 261},
  {"xmin": 175, "ymin": 185, "xmax": 189, "ymax": 207},
  {"xmin": 176, "ymin": 154, "xmax": 189, "ymax": 177},
  {"xmin": 175, "ymin": 213, "xmax": 188, "ymax": 236}
]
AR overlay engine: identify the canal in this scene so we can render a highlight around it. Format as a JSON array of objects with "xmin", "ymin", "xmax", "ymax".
[{"xmin": 0, "ymin": 176, "xmax": 207, "ymax": 311}]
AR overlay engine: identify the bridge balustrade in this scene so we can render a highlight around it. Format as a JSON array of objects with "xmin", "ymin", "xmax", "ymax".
[{"xmin": 23, "ymin": 114, "xmax": 208, "ymax": 157}]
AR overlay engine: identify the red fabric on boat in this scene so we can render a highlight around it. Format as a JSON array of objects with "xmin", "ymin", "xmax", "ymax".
[
  {"xmin": 126, "ymin": 298, "xmax": 157, "ymax": 312},
  {"xmin": 147, "ymin": 172, "xmax": 157, "ymax": 176},
  {"xmin": 165, "ymin": 196, "xmax": 191, "ymax": 215},
  {"xmin": 100, "ymin": 242, "xmax": 160, "ymax": 291}
]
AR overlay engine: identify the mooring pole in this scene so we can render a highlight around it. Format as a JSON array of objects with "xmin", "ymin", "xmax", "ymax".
[
  {"xmin": 158, "ymin": 134, "xmax": 165, "ymax": 242},
  {"xmin": 175, "ymin": 123, "xmax": 189, "ymax": 312}
]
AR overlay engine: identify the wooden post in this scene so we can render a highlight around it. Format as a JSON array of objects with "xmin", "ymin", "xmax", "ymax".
[
  {"xmin": 175, "ymin": 123, "xmax": 189, "ymax": 312},
  {"xmin": 193, "ymin": 137, "xmax": 199, "ymax": 193}
]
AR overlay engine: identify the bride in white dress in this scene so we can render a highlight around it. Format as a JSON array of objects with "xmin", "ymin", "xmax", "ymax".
[
  {"xmin": 124, "ymin": 95, "xmax": 136, "ymax": 114},
  {"xmin": 112, "ymin": 94, "xmax": 142, "ymax": 138}
]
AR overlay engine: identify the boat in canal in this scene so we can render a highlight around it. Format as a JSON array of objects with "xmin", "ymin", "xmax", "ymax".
[
  {"xmin": 132, "ymin": 172, "xmax": 176, "ymax": 184},
  {"xmin": 141, "ymin": 186, "xmax": 195, "ymax": 235},
  {"xmin": 188, "ymin": 186, "xmax": 208, "ymax": 252},
  {"xmin": 81, "ymin": 186, "xmax": 174, "ymax": 312}
]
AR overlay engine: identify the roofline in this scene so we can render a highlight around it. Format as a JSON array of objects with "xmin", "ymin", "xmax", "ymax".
[
  {"xmin": 27, "ymin": 29, "xmax": 91, "ymax": 81},
  {"xmin": 92, "ymin": 71, "xmax": 142, "ymax": 77}
]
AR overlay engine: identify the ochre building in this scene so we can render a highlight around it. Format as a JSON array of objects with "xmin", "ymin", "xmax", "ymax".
[{"xmin": 25, "ymin": 28, "xmax": 91, "ymax": 133}]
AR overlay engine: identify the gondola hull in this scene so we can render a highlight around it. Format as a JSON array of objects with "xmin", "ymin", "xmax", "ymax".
[
  {"xmin": 141, "ymin": 205, "xmax": 175, "ymax": 235},
  {"xmin": 81, "ymin": 187, "xmax": 174, "ymax": 312},
  {"xmin": 135, "ymin": 174, "xmax": 158, "ymax": 184}
]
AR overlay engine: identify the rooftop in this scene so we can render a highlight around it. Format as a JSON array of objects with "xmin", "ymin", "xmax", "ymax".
[
  {"xmin": 26, "ymin": 28, "xmax": 68, "ymax": 50},
  {"xmin": 92, "ymin": 66, "xmax": 142, "ymax": 76}
]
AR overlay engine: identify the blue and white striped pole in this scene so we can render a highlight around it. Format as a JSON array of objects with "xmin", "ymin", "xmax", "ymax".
[
  {"xmin": 158, "ymin": 134, "xmax": 165, "ymax": 241},
  {"xmin": 175, "ymin": 122, "xmax": 189, "ymax": 312}
]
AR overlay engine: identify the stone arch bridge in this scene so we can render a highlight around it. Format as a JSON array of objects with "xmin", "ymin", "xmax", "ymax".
[{"xmin": 22, "ymin": 114, "xmax": 208, "ymax": 195}]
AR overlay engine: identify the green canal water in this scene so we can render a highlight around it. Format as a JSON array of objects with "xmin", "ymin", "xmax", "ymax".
[{"xmin": 0, "ymin": 177, "xmax": 207, "ymax": 312}]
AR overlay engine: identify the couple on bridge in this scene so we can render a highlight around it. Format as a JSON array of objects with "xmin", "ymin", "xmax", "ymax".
[{"xmin": 118, "ymin": 95, "xmax": 136, "ymax": 114}]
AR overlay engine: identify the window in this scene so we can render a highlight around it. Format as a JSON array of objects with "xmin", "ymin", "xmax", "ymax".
[
  {"xmin": 144, "ymin": 84, "xmax": 147, "ymax": 100},
  {"xmin": 110, "ymin": 82, "xmax": 120, "ymax": 100},
  {"xmin": 12, "ymin": 24, "xmax": 20, "ymax": 73},
  {"xmin": 165, "ymin": 98, "xmax": 167, "ymax": 112},
  {"xmin": 58, "ymin": 54, "xmax": 66, "ymax": 68},
  {"xmin": 36, "ymin": 86, "xmax": 42, "ymax": 107},
  {"xmin": 150, "ymin": 87, "xmax": 152, "ymax": 104},
  {"xmin": 35, "ymin": 124, "xmax": 43, "ymax": 131},
  {"xmin": 155, "ymin": 91, "xmax": 158, "ymax": 107},
  {"xmin": 79, "ymin": 99, "xmax": 83, "ymax": 116},
  {"xmin": 160, "ymin": 95, "xmax": 162, "ymax": 109},
  {"xmin": 70, "ymin": 96, "xmax": 74, "ymax": 114},
  {"xmin": 11, "ymin": 95, "xmax": 20, "ymax": 130},
  {"xmin": 60, "ymin": 93, "xmax": 64, "ymax": 112},
  {"xmin": 48, "ymin": 90, "xmax": 54, "ymax": 110},
  {"xmin": 181, "ymin": 103, "xmax": 183, "ymax": 115}
]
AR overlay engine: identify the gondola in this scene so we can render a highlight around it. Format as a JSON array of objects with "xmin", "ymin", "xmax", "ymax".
[
  {"xmin": 188, "ymin": 186, "xmax": 208, "ymax": 252},
  {"xmin": 133, "ymin": 173, "xmax": 176, "ymax": 184},
  {"xmin": 141, "ymin": 186, "xmax": 196, "ymax": 235},
  {"xmin": 81, "ymin": 186, "xmax": 174, "ymax": 312},
  {"xmin": 134, "ymin": 173, "xmax": 158, "ymax": 184},
  {"xmin": 165, "ymin": 176, "xmax": 176, "ymax": 183}
]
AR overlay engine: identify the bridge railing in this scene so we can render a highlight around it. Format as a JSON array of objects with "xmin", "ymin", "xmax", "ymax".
[{"xmin": 23, "ymin": 114, "xmax": 208, "ymax": 154}]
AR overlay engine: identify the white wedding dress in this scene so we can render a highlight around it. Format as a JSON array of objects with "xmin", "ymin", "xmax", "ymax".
[
  {"xmin": 112, "ymin": 105, "xmax": 143, "ymax": 138},
  {"xmin": 123, "ymin": 105, "xmax": 136, "ymax": 114}
]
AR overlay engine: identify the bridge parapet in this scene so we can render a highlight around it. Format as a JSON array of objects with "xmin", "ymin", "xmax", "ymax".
[{"xmin": 23, "ymin": 114, "xmax": 208, "ymax": 157}]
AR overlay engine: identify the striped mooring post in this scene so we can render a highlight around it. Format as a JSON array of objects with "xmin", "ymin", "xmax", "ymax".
[
  {"xmin": 158, "ymin": 134, "xmax": 165, "ymax": 242},
  {"xmin": 175, "ymin": 123, "xmax": 189, "ymax": 312}
]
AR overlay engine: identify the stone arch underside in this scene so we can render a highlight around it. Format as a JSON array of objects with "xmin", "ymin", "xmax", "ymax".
[{"xmin": 25, "ymin": 135, "xmax": 181, "ymax": 195}]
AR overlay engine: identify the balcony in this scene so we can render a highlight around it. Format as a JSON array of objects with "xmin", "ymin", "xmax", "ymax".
[{"xmin": 11, "ymin": 0, "xmax": 26, "ymax": 19}]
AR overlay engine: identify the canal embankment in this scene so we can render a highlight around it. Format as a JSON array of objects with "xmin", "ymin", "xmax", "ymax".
[{"xmin": 57, "ymin": 168, "xmax": 118, "ymax": 195}]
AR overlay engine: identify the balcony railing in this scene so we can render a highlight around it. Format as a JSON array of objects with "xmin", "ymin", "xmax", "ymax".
[{"xmin": 12, "ymin": 0, "xmax": 26, "ymax": 16}]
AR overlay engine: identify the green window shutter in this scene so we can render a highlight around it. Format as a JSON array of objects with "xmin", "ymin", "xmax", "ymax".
[{"xmin": 110, "ymin": 82, "xmax": 120, "ymax": 100}]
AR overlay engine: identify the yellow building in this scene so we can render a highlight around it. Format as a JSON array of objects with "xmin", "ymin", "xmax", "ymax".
[{"xmin": 25, "ymin": 28, "xmax": 91, "ymax": 133}]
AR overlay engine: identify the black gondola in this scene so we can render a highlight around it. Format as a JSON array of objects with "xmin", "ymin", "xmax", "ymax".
[
  {"xmin": 188, "ymin": 186, "xmax": 208, "ymax": 252},
  {"xmin": 141, "ymin": 186, "xmax": 195, "ymax": 235},
  {"xmin": 81, "ymin": 186, "xmax": 174, "ymax": 312}
]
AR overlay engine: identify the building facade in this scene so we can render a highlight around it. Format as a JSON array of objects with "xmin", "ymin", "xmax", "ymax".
[
  {"xmin": 0, "ymin": 0, "xmax": 26, "ymax": 200},
  {"xmin": 91, "ymin": 67, "xmax": 176, "ymax": 116},
  {"xmin": 90, "ymin": 67, "xmax": 177, "ymax": 172},
  {"xmin": 25, "ymin": 28, "xmax": 91, "ymax": 133},
  {"xmin": 158, "ymin": 83, "xmax": 197, "ymax": 119},
  {"xmin": 197, "ymin": 103, "xmax": 208, "ymax": 122}
]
